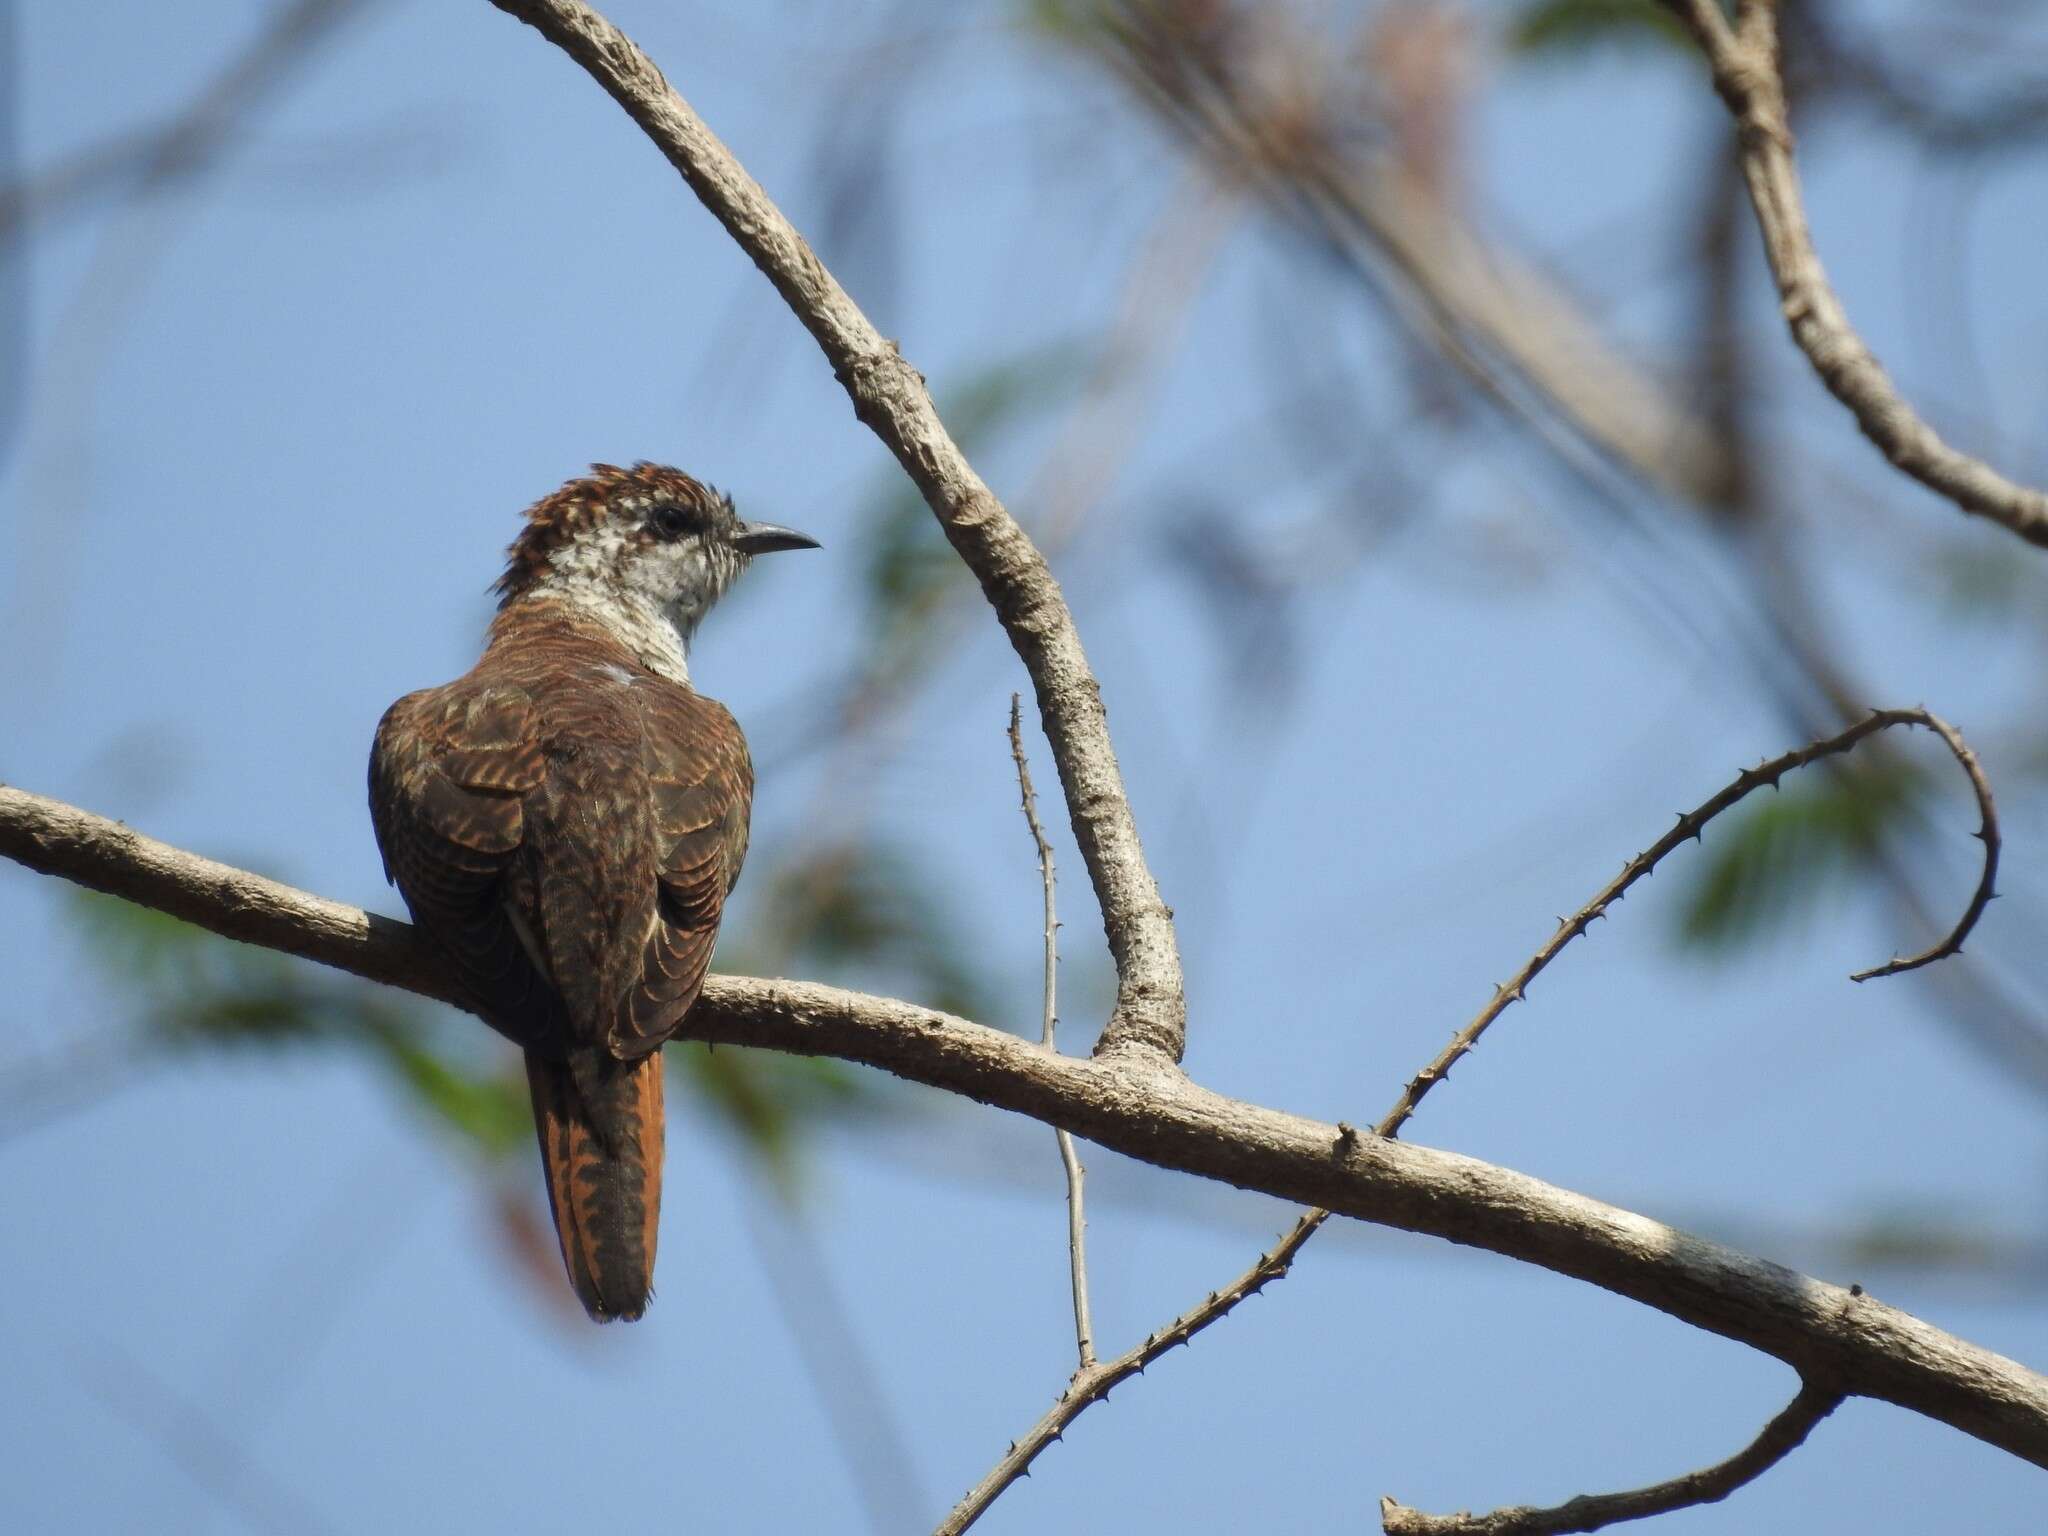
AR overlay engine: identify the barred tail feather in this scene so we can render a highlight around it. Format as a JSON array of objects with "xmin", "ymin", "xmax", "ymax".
[{"xmin": 524, "ymin": 1048, "xmax": 665, "ymax": 1322}]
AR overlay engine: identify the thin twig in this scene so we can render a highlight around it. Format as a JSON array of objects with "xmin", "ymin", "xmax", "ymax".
[
  {"xmin": 1380, "ymin": 1378, "xmax": 1844, "ymax": 1536},
  {"xmin": 936, "ymin": 1206, "xmax": 1318, "ymax": 1536},
  {"xmin": 1381, "ymin": 706, "xmax": 1998, "ymax": 1139},
  {"xmin": 484, "ymin": 0, "xmax": 1187, "ymax": 1062},
  {"xmin": 5, "ymin": 785, "xmax": 2048, "ymax": 1469},
  {"xmin": 1661, "ymin": 0, "xmax": 2048, "ymax": 547},
  {"xmin": 1007, "ymin": 694, "xmax": 1095, "ymax": 1372}
]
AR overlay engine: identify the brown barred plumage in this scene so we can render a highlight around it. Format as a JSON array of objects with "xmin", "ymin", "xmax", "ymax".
[{"xmin": 369, "ymin": 465, "xmax": 814, "ymax": 1321}]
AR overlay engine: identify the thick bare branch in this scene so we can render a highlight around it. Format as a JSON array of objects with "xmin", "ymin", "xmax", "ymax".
[
  {"xmin": 6, "ymin": 783, "xmax": 2046, "ymax": 1469},
  {"xmin": 1663, "ymin": 0, "xmax": 2048, "ymax": 547},
  {"xmin": 0, "ymin": 786, "xmax": 465, "ymax": 1010},
  {"xmin": 482, "ymin": 0, "xmax": 1185, "ymax": 1061},
  {"xmin": 1380, "ymin": 1379, "xmax": 1843, "ymax": 1536}
]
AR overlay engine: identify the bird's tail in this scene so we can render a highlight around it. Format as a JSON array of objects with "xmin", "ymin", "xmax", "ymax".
[{"xmin": 523, "ymin": 1046, "xmax": 665, "ymax": 1322}]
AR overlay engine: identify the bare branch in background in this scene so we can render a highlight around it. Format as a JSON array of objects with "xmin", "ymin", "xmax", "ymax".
[
  {"xmin": 5, "ymin": 782, "xmax": 2044, "ymax": 1471},
  {"xmin": 1080, "ymin": 0, "xmax": 1733, "ymax": 512},
  {"xmin": 68, "ymin": 1330, "xmax": 341, "ymax": 1536},
  {"xmin": 1380, "ymin": 1378, "xmax": 1843, "ymax": 1536},
  {"xmin": 1663, "ymin": 0, "xmax": 2048, "ymax": 546},
  {"xmin": 484, "ymin": 0, "xmax": 1187, "ymax": 1063},
  {"xmin": 0, "ymin": 0, "xmax": 371, "ymax": 246}
]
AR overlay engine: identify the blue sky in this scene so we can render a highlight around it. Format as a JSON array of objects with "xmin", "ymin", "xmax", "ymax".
[{"xmin": 4, "ymin": 2, "xmax": 2047, "ymax": 1531}]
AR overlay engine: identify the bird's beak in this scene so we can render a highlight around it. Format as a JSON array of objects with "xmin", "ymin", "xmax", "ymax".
[{"xmin": 732, "ymin": 519, "xmax": 821, "ymax": 555}]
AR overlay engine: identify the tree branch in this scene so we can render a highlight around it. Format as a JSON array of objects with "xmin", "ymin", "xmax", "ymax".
[
  {"xmin": 5, "ymin": 782, "xmax": 2046, "ymax": 1469},
  {"xmin": 1080, "ymin": 4, "xmax": 1735, "ymax": 513},
  {"xmin": 1663, "ymin": 0, "xmax": 2048, "ymax": 547},
  {"xmin": 0, "ymin": 0, "xmax": 372, "ymax": 247},
  {"xmin": 1383, "ymin": 706, "xmax": 1998, "ymax": 1138},
  {"xmin": 936, "ymin": 701, "xmax": 1998, "ymax": 1521},
  {"xmin": 482, "ymin": 0, "xmax": 1186, "ymax": 1061},
  {"xmin": 1380, "ymin": 1378, "xmax": 1844, "ymax": 1536},
  {"xmin": 936, "ymin": 1203, "xmax": 1324, "ymax": 1535}
]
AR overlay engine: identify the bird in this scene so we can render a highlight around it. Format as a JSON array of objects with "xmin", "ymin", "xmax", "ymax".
[{"xmin": 368, "ymin": 462, "xmax": 817, "ymax": 1320}]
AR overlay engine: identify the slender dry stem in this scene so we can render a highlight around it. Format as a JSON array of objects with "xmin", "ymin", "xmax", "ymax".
[
  {"xmin": 1380, "ymin": 1378, "xmax": 1844, "ymax": 1536},
  {"xmin": 1007, "ymin": 695, "xmax": 1095, "ymax": 1372}
]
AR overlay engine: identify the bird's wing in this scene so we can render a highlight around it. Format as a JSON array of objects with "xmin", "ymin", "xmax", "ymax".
[
  {"xmin": 614, "ymin": 688, "xmax": 754, "ymax": 1054},
  {"xmin": 369, "ymin": 682, "xmax": 566, "ymax": 1049}
]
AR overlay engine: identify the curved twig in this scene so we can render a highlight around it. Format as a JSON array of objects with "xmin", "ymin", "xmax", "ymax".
[
  {"xmin": 483, "ymin": 0, "xmax": 1186, "ymax": 1061},
  {"xmin": 1847, "ymin": 713, "xmax": 1999, "ymax": 980},
  {"xmin": 1661, "ymin": 0, "xmax": 2048, "ymax": 547},
  {"xmin": 1381, "ymin": 1378, "xmax": 1843, "ymax": 1536},
  {"xmin": 1383, "ymin": 706, "xmax": 1998, "ymax": 1137}
]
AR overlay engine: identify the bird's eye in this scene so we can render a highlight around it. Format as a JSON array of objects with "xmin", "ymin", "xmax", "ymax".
[{"xmin": 651, "ymin": 504, "xmax": 694, "ymax": 539}]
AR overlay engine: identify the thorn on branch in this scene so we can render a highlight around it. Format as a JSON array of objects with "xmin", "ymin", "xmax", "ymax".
[{"xmin": 1375, "ymin": 706, "xmax": 1997, "ymax": 1142}]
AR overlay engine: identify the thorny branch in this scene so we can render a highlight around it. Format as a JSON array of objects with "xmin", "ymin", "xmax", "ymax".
[
  {"xmin": 4, "ymin": 783, "xmax": 2044, "ymax": 1472},
  {"xmin": 484, "ymin": 0, "xmax": 1187, "ymax": 1063},
  {"xmin": 1380, "ymin": 1379, "xmax": 1845, "ymax": 1536},
  {"xmin": 931, "ymin": 706, "xmax": 1996, "ymax": 1529},
  {"xmin": 1381, "ymin": 706, "xmax": 1999, "ymax": 1140},
  {"xmin": 1007, "ymin": 696, "xmax": 1095, "ymax": 1371},
  {"xmin": 1662, "ymin": 0, "xmax": 2048, "ymax": 547}
]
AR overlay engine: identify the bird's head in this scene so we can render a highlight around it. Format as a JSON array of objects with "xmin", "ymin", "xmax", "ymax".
[{"xmin": 494, "ymin": 462, "xmax": 817, "ymax": 677}]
